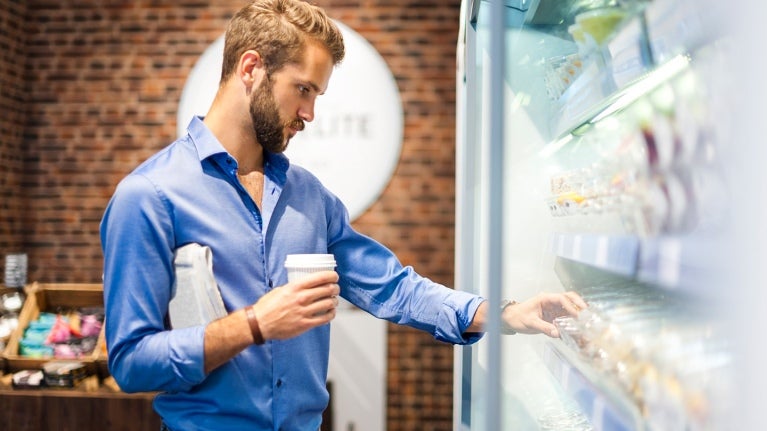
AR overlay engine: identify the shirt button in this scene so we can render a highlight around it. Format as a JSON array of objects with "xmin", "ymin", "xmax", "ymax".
[
  {"xmin": 268, "ymin": 279, "xmax": 274, "ymax": 288},
  {"xmin": 276, "ymin": 379, "xmax": 283, "ymax": 387}
]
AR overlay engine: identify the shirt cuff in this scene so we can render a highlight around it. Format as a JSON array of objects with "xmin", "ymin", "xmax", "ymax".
[
  {"xmin": 168, "ymin": 325, "xmax": 208, "ymax": 387},
  {"xmin": 434, "ymin": 292, "xmax": 486, "ymax": 345}
]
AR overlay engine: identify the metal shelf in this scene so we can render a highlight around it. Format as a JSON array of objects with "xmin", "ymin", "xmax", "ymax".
[
  {"xmin": 550, "ymin": 232, "xmax": 729, "ymax": 300},
  {"xmin": 543, "ymin": 341, "xmax": 643, "ymax": 431},
  {"xmin": 550, "ymin": 233, "xmax": 639, "ymax": 277}
]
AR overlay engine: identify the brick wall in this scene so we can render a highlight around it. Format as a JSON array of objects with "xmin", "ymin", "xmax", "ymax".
[
  {"xmin": 0, "ymin": 1, "xmax": 461, "ymax": 429},
  {"xmin": 0, "ymin": 0, "xmax": 28, "ymax": 254}
]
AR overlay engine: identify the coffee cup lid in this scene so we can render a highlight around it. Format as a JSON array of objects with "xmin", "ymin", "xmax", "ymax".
[{"xmin": 284, "ymin": 254, "xmax": 336, "ymax": 268}]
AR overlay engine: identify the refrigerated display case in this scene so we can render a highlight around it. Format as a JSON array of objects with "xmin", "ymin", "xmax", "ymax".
[{"xmin": 454, "ymin": 0, "xmax": 748, "ymax": 430}]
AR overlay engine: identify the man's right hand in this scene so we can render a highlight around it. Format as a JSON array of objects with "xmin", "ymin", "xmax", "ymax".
[{"xmin": 253, "ymin": 270, "xmax": 340, "ymax": 341}]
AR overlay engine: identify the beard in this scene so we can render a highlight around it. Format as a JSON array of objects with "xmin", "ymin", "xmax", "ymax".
[{"xmin": 249, "ymin": 75, "xmax": 305, "ymax": 154}]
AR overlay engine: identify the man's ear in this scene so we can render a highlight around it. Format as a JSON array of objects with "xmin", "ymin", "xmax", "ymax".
[{"xmin": 238, "ymin": 50, "xmax": 266, "ymax": 91}]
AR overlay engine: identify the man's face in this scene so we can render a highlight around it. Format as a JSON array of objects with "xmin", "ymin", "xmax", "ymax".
[
  {"xmin": 249, "ymin": 41, "xmax": 334, "ymax": 154},
  {"xmin": 249, "ymin": 75, "xmax": 296, "ymax": 154}
]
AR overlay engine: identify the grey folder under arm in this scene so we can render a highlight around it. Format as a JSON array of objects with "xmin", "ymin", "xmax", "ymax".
[{"xmin": 168, "ymin": 243, "xmax": 228, "ymax": 329}]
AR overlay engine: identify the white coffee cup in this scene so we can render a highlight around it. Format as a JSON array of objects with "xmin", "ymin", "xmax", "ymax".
[{"xmin": 284, "ymin": 254, "xmax": 337, "ymax": 283}]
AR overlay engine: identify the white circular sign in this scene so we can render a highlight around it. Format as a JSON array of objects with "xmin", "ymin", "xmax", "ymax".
[{"xmin": 177, "ymin": 22, "xmax": 403, "ymax": 221}]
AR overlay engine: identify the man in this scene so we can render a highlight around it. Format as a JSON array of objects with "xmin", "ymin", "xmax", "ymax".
[{"xmin": 100, "ymin": 1, "xmax": 587, "ymax": 430}]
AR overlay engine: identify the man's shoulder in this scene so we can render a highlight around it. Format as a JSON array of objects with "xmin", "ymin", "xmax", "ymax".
[
  {"xmin": 112, "ymin": 137, "xmax": 199, "ymax": 196},
  {"xmin": 128, "ymin": 136, "xmax": 199, "ymax": 178}
]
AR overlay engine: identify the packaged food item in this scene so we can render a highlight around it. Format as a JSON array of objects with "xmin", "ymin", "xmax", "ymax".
[
  {"xmin": 568, "ymin": 23, "xmax": 588, "ymax": 48},
  {"xmin": 18, "ymin": 308, "xmax": 104, "ymax": 360},
  {"xmin": 575, "ymin": 7, "xmax": 629, "ymax": 46},
  {"xmin": 544, "ymin": 54, "xmax": 584, "ymax": 100},
  {"xmin": 1, "ymin": 291, "xmax": 24, "ymax": 313},
  {"xmin": 0, "ymin": 314, "xmax": 18, "ymax": 341},
  {"xmin": 12, "ymin": 369, "xmax": 44, "ymax": 389},
  {"xmin": 42, "ymin": 360, "xmax": 89, "ymax": 388}
]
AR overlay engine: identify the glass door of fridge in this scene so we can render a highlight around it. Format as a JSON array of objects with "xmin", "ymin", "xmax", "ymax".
[{"xmin": 455, "ymin": 0, "xmax": 740, "ymax": 430}]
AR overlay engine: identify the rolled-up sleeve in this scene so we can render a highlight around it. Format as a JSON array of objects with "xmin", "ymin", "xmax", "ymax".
[
  {"xmin": 101, "ymin": 173, "xmax": 207, "ymax": 393},
  {"xmin": 435, "ymin": 291, "xmax": 486, "ymax": 345}
]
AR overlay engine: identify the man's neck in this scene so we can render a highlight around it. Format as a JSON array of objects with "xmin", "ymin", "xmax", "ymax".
[{"xmin": 204, "ymin": 96, "xmax": 264, "ymax": 174}]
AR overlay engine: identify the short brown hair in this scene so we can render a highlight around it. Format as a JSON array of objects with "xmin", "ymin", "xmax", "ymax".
[{"xmin": 220, "ymin": 0, "xmax": 345, "ymax": 82}]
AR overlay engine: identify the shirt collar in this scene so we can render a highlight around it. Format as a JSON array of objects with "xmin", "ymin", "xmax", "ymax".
[
  {"xmin": 186, "ymin": 115, "xmax": 290, "ymax": 185},
  {"xmin": 187, "ymin": 116, "xmax": 227, "ymax": 161}
]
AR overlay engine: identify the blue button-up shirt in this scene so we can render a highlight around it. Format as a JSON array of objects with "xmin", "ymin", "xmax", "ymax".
[{"xmin": 100, "ymin": 116, "xmax": 484, "ymax": 431}]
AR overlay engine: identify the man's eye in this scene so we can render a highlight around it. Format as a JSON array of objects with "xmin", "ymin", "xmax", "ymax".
[{"xmin": 298, "ymin": 85, "xmax": 309, "ymax": 95}]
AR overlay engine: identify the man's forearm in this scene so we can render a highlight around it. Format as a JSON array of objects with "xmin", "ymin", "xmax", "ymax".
[{"xmin": 203, "ymin": 309, "xmax": 255, "ymax": 373}]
